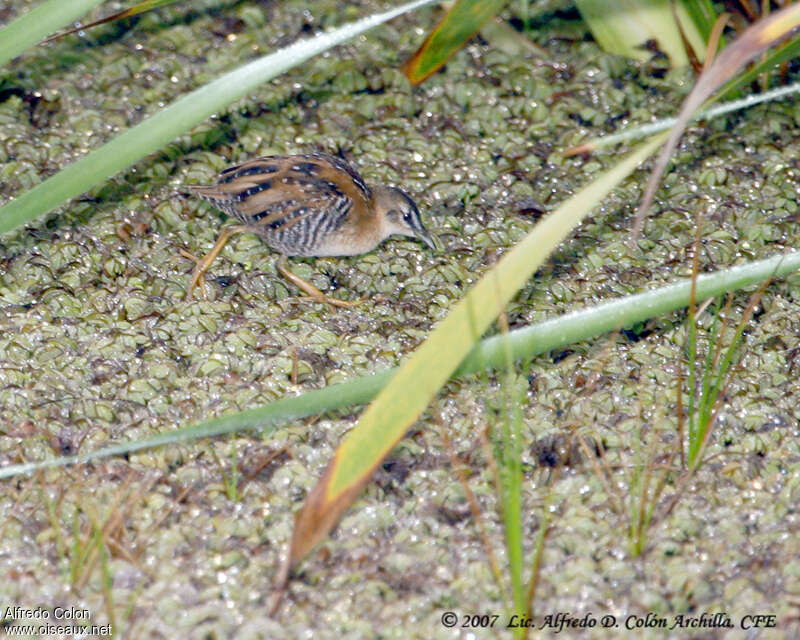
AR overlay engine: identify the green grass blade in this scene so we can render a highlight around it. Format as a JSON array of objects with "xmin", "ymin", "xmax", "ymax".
[
  {"xmin": 699, "ymin": 302, "xmax": 721, "ymax": 433},
  {"xmin": 0, "ymin": 0, "xmax": 438, "ymax": 235},
  {"xmin": 0, "ymin": 0, "xmax": 104, "ymax": 68},
  {"xmin": 501, "ymin": 371, "xmax": 526, "ymax": 627}
]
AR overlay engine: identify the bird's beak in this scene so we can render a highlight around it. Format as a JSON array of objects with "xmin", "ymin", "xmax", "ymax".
[{"xmin": 417, "ymin": 228, "xmax": 442, "ymax": 252}]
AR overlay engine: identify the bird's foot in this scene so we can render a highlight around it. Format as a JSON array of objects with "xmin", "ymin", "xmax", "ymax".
[
  {"xmin": 277, "ymin": 256, "xmax": 362, "ymax": 308},
  {"xmin": 179, "ymin": 248, "xmax": 210, "ymax": 300},
  {"xmin": 182, "ymin": 225, "xmax": 249, "ymax": 300}
]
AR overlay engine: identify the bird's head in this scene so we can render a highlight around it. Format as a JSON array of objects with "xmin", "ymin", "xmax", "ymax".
[{"xmin": 373, "ymin": 186, "xmax": 439, "ymax": 251}]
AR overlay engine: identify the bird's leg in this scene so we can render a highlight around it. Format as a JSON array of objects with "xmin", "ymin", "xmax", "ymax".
[
  {"xmin": 276, "ymin": 255, "xmax": 362, "ymax": 308},
  {"xmin": 182, "ymin": 225, "xmax": 250, "ymax": 300}
]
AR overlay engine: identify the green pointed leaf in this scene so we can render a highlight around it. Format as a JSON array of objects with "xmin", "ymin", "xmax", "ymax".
[{"xmin": 403, "ymin": 0, "xmax": 505, "ymax": 84}]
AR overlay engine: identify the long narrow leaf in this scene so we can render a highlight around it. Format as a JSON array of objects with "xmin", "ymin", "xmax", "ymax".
[
  {"xmin": 0, "ymin": 0, "xmax": 104, "ymax": 67},
  {"xmin": 0, "ymin": 0, "xmax": 438, "ymax": 234}
]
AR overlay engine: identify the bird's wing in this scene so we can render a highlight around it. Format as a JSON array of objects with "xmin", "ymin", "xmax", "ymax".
[{"xmin": 190, "ymin": 154, "xmax": 371, "ymax": 230}]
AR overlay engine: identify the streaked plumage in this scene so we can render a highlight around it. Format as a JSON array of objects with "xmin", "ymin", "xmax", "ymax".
[{"xmin": 184, "ymin": 153, "xmax": 437, "ymax": 305}]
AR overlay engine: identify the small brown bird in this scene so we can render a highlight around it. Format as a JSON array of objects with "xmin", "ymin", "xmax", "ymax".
[{"xmin": 183, "ymin": 153, "xmax": 437, "ymax": 306}]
